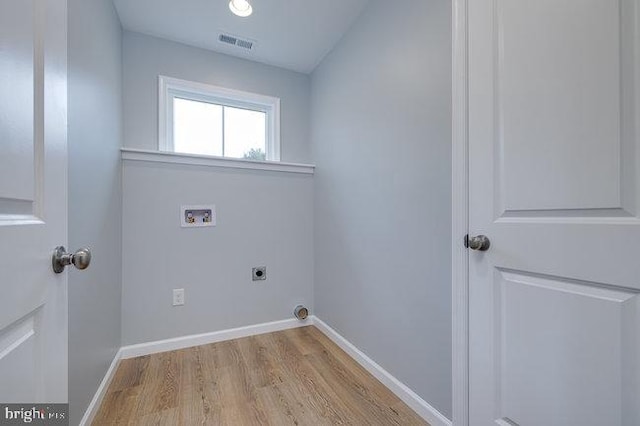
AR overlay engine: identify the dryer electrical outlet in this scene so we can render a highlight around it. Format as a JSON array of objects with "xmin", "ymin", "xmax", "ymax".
[{"xmin": 252, "ymin": 266, "xmax": 267, "ymax": 281}]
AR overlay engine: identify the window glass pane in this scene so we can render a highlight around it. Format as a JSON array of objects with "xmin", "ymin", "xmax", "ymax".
[
  {"xmin": 173, "ymin": 98, "xmax": 223, "ymax": 156},
  {"xmin": 223, "ymin": 106, "xmax": 267, "ymax": 160}
]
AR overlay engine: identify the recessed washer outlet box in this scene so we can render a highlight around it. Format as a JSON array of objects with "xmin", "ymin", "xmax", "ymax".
[
  {"xmin": 180, "ymin": 205, "xmax": 216, "ymax": 228},
  {"xmin": 252, "ymin": 266, "xmax": 266, "ymax": 281}
]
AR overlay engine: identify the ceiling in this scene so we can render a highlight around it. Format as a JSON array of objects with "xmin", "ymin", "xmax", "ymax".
[{"xmin": 112, "ymin": 0, "xmax": 371, "ymax": 74}]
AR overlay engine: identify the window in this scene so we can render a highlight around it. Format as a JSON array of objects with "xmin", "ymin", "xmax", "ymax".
[{"xmin": 159, "ymin": 76, "xmax": 280, "ymax": 161}]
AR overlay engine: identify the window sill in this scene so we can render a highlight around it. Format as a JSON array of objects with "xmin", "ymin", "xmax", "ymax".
[{"xmin": 121, "ymin": 148, "xmax": 315, "ymax": 175}]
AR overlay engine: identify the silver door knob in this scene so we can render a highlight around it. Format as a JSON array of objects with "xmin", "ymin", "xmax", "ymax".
[
  {"xmin": 465, "ymin": 235, "xmax": 490, "ymax": 251},
  {"xmin": 52, "ymin": 246, "xmax": 92, "ymax": 273}
]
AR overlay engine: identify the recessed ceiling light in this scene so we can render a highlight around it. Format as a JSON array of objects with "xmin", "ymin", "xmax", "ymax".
[{"xmin": 229, "ymin": 0, "xmax": 253, "ymax": 17}]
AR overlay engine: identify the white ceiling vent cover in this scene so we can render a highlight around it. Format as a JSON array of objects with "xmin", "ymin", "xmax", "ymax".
[{"xmin": 218, "ymin": 33, "xmax": 255, "ymax": 51}]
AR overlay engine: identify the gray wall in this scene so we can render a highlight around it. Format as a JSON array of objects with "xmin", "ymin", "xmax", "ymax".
[
  {"xmin": 121, "ymin": 163, "xmax": 313, "ymax": 345},
  {"xmin": 67, "ymin": 0, "xmax": 122, "ymax": 424},
  {"xmin": 123, "ymin": 31, "xmax": 311, "ymax": 163},
  {"xmin": 310, "ymin": 0, "xmax": 452, "ymax": 419},
  {"xmin": 121, "ymin": 32, "xmax": 314, "ymax": 345}
]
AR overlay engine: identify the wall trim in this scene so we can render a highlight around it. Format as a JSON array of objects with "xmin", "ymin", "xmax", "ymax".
[
  {"xmin": 452, "ymin": 0, "xmax": 470, "ymax": 425},
  {"xmin": 81, "ymin": 316, "xmax": 449, "ymax": 426},
  {"xmin": 121, "ymin": 148, "xmax": 315, "ymax": 175},
  {"xmin": 78, "ymin": 348, "xmax": 123, "ymax": 426},
  {"xmin": 80, "ymin": 318, "xmax": 309, "ymax": 424},
  {"xmin": 119, "ymin": 318, "xmax": 308, "ymax": 359},
  {"xmin": 312, "ymin": 316, "xmax": 452, "ymax": 426}
]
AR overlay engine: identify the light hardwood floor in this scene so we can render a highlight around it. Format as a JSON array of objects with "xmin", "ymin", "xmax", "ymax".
[{"xmin": 93, "ymin": 326, "xmax": 429, "ymax": 425}]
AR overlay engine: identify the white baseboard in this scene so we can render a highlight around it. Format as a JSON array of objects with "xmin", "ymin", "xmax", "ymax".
[
  {"xmin": 81, "ymin": 318, "xmax": 308, "ymax": 424},
  {"xmin": 119, "ymin": 318, "xmax": 307, "ymax": 359},
  {"xmin": 79, "ymin": 347, "xmax": 122, "ymax": 426},
  {"xmin": 81, "ymin": 316, "xmax": 449, "ymax": 426},
  {"xmin": 311, "ymin": 316, "xmax": 452, "ymax": 426}
]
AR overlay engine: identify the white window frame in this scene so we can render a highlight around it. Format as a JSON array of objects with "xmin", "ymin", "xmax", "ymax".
[{"xmin": 158, "ymin": 75, "xmax": 281, "ymax": 161}]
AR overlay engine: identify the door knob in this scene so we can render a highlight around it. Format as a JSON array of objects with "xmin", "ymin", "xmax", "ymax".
[
  {"xmin": 464, "ymin": 235, "xmax": 491, "ymax": 251},
  {"xmin": 52, "ymin": 246, "xmax": 92, "ymax": 273}
]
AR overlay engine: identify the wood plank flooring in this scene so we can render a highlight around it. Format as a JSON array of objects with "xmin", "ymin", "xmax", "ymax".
[{"xmin": 93, "ymin": 326, "xmax": 429, "ymax": 425}]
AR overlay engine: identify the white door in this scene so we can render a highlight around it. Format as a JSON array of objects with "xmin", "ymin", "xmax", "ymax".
[
  {"xmin": 0, "ymin": 0, "xmax": 68, "ymax": 403},
  {"xmin": 468, "ymin": 0, "xmax": 640, "ymax": 425}
]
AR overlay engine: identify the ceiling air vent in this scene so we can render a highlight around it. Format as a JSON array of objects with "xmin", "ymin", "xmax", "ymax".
[{"xmin": 218, "ymin": 33, "xmax": 254, "ymax": 51}]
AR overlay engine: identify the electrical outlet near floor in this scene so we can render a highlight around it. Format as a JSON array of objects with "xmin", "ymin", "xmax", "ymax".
[{"xmin": 173, "ymin": 288, "xmax": 185, "ymax": 306}]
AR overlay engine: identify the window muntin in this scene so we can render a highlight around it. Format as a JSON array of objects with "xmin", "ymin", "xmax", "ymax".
[{"xmin": 159, "ymin": 76, "xmax": 280, "ymax": 161}]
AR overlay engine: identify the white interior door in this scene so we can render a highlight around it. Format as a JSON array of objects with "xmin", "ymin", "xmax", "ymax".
[
  {"xmin": 468, "ymin": 0, "xmax": 640, "ymax": 425},
  {"xmin": 0, "ymin": 0, "xmax": 68, "ymax": 403}
]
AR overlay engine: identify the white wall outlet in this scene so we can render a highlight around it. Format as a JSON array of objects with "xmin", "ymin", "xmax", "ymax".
[{"xmin": 173, "ymin": 288, "xmax": 185, "ymax": 306}]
